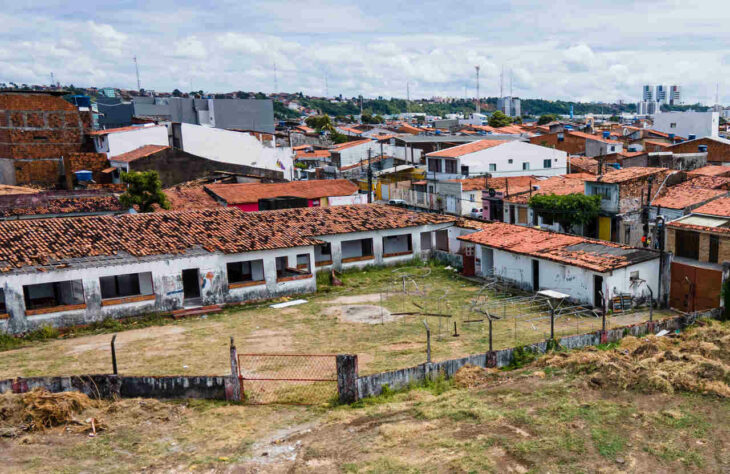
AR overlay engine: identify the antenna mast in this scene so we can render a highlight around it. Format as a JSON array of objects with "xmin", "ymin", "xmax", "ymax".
[
  {"xmin": 133, "ymin": 56, "xmax": 141, "ymax": 91},
  {"xmin": 50, "ymin": 72, "xmax": 55, "ymax": 88},
  {"xmin": 475, "ymin": 66, "xmax": 480, "ymax": 114}
]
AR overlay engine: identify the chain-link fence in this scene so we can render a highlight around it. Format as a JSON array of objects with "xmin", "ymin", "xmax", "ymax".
[{"xmin": 238, "ymin": 354, "xmax": 338, "ymax": 404}]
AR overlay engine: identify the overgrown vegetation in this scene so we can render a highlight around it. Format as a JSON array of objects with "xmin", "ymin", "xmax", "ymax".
[
  {"xmin": 119, "ymin": 170, "xmax": 170, "ymax": 212},
  {"xmin": 529, "ymin": 193, "xmax": 601, "ymax": 233}
]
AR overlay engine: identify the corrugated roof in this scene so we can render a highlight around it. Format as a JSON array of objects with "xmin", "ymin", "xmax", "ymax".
[{"xmin": 589, "ymin": 167, "xmax": 668, "ymax": 184}]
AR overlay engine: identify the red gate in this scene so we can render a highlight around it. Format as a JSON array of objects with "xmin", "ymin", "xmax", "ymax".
[{"xmin": 237, "ymin": 354, "xmax": 338, "ymax": 404}]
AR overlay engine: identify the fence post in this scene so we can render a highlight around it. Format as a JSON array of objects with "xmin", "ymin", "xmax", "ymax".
[
  {"xmin": 226, "ymin": 337, "xmax": 242, "ymax": 402},
  {"xmin": 336, "ymin": 354, "xmax": 359, "ymax": 404},
  {"xmin": 110, "ymin": 335, "xmax": 118, "ymax": 375}
]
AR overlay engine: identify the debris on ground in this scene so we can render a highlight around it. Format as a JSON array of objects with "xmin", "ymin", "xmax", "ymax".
[
  {"xmin": 0, "ymin": 388, "xmax": 95, "ymax": 432},
  {"xmin": 538, "ymin": 320, "xmax": 730, "ymax": 397},
  {"xmin": 452, "ymin": 364, "xmax": 499, "ymax": 388}
]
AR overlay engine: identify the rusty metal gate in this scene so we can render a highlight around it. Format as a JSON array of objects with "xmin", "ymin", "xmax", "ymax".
[
  {"xmin": 237, "ymin": 354, "xmax": 338, "ymax": 404},
  {"xmin": 670, "ymin": 262, "xmax": 722, "ymax": 312}
]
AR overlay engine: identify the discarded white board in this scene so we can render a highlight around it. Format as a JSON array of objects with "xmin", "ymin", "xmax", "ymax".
[
  {"xmin": 655, "ymin": 329, "xmax": 669, "ymax": 337},
  {"xmin": 270, "ymin": 299, "xmax": 308, "ymax": 309}
]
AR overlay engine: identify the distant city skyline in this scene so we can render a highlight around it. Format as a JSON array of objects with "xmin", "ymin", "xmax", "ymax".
[{"xmin": 2, "ymin": 1, "xmax": 729, "ymax": 105}]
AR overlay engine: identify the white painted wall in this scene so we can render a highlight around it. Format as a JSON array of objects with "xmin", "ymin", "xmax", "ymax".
[
  {"xmin": 180, "ymin": 123, "xmax": 294, "ymax": 178},
  {"xmin": 97, "ymin": 125, "xmax": 169, "ymax": 158},
  {"xmin": 653, "ymin": 111, "xmax": 719, "ymax": 139},
  {"xmin": 336, "ymin": 142, "xmax": 422, "ymax": 168}
]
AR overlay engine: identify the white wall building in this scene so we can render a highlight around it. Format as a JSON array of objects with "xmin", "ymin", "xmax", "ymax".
[
  {"xmin": 178, "ymin": 123, "xmax": 295, "ymax": 179},
  {"xmin": 653, "ymin": 111, "xmax": 719, "ymax": 138},
  {"xmin": 331, "ymin": 139, "xmax": 422, "ymax": 168},
  {"xmin": 426, "ymin": 140, "xmax": 566, "ymax": 180},
  {"xmin": 91, "ymin": 124, "xmax": 169, "ymax": 158}
]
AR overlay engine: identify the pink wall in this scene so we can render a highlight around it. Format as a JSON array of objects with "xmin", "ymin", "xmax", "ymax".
[{"xmin": 234, "ymin": 203, "xmax": 260, "ymax": 212}]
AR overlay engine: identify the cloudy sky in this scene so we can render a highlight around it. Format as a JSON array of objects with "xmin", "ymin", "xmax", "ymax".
[{"xmin": 2, "ymin": 0, "xmax": 729, "ymax": 104}]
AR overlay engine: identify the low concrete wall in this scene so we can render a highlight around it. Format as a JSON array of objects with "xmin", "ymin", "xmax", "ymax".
[
  {"xmin": 356, "ymin": 312, "xmax": 701, "ymax": 399},
  {"xmin": 0, "ymin": 374, "xmax": 229, "ymax": 400}
]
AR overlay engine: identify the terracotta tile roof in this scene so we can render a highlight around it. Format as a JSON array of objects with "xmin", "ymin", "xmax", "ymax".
[
  {"xmin": 340, "ymin": 155, "xmax": 386, "ymax": 171},
  {"xmin": 650, "ymin": 187, "xmax": 726, "ymax": 210},
  {"xmin": 588, "ymin": 167, "xmax": 668, "ymax": 184},
  {"xmin": 568, "ymin": 156, "xmax": 600, "ymax": 174},
  {"xmin": 504, "ymin": 175, "xmax": 589, "ymax": 204},
  {"xmin": 110, "ymin": 145, "xmax": 169, "ymax": 163},
  {"xmin": 372, "ymin": 134, "xmax": 397, "ymax": 141},
  {"xmin": 89, "ymin": 125, "xmax": 165, "ymax": 136},
  {"xmin": 0, "ymin": 191, "xmax": 123, "ymax": 219},
  {"xmin": 0, "ymin": 205, "xmax": 456, "ymax": 272},
  {"xmin": 687, "ymin": 165, "xmax": 730, "ymax": 177},
  {"xmin": 675, "ymin": 176, "xmax": 730, "ymax": 191},
  {"xmin": 619, "ymin": 151, "xmax": 644, "ymax": 158},
  {"xmin": 338, "ymin": 126, "xmax": 363, "ymax": 135},
  {"xmin": 205, "ymin": 179, "xmax": 359, "ymax": 205},
  {"xmin": 693, "ymin": 197, "xmax": 730, "ymax": 217},
  {"xmin": 666, "ymin": 219, "xmax": 730, "ymax": 235},
  {"xmin": 0, "ymin": 185, "xmax": 38, "ymax": 196},
  {"xmin": 567, "ymin": 130, "xmax": 622, "ymax": 145},
  {"xmin": 493, "ymin": 125, "xmax": 526, "ymax": 135},
  {"xmin": 427, "ymin": 139, "xmax": 509, "ymax": 158},
  {"xmin": 397, "ymin": 124, "xmax": 423, "ymax": 135},
  {"xmin": 332, "ymin": 139, "xmax": 372, "ymax": 151},
  {"xmin": 293, "ymin": 125, "xmax": 315, "ymax": 133},
  {"xmin": 646, "ymin": 129, "xmax": 684, "ymax": 140},
  {"xmin": 292, "ymin": 145, "xmax": 311, "ymax": 151},
  {"xmin": 295, "ymin": 150, "xmax": 331, "ymax": 159},
  {"xmin": 468, "ymin": 125, "xmax": 497, "ymax": 132},
  {"xmin": 643, "ymin": 140, "xmax": 671, "ymax": 148},
  {"xmin": 449, "ymin": 175, "xmax": 536, "ymax": 193},
  {"xmin": 163, "ymin": 186, "xmax": 220, "ymax": 212},
  {"xmin": 458, "ymin": 222, "xmax": 657, "ymax": 272}
]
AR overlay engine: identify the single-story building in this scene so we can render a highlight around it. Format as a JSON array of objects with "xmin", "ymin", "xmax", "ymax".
[
  {"xmin": 458, "ymin": 221, "xmax": 661, "ymax": 308},
  {"xmin": 0, "ymin": 205, "xmax": 456, "ymax": 334}
]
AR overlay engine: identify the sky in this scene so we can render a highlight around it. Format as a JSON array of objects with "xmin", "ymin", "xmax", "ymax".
[{"xmin": 2, "ymin": 0, "xmax": 729, "ymax": 104}]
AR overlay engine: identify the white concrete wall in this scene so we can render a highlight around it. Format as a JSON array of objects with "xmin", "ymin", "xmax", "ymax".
[
  {"xmin": 103, "ymin": 126, "xmax": 169, "ymax": 158},
  {"xmin": 1, "ymin": 246, "xmax": 315, "ymax": 334},
  {"xmin": 180, "ymin": 123, "xmax": 294, "ymax": 179},
  {"xmin": 337, "ymin": 142, "xmax": 422, "ymax": 168},
  {"xmin": 653, "ymin": 111, "xmax": 719, "ymax": 139}
]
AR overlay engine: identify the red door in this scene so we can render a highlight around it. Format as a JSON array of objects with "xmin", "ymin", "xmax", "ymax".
[{"xmin": 462, "ymin": 245, "xmax": 476, "ymax": 277}]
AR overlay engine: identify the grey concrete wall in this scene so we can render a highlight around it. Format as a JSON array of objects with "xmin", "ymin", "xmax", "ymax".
[{"xmin": 355, "ymin": 312, "xmax": 702, "ymax": 400}]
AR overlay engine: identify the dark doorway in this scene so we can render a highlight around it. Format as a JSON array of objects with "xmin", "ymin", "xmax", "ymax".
[
  {"xmin": 182, "ymin": 269, "xmax": 200, "ymax": 299},
  {"xmin": 593, "ymin": 275, "xmax": 604, "ymax": 309},
  {"xmin": 532, "ymin": 260, "xmax": 540, "ymax": 291}
]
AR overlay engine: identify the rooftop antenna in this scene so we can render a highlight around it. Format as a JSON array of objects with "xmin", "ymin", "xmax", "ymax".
[
  {"xmin": 475, "ymin": 66, "xmax": 480, "ymax": 114},
  {"xmin": 274, "ymin": 62, "xmax": 278, "ymax": 93},
  {"xmin": 50, "ymin": 72, "xmax": 55, "ymax": 88},
  {"xmin": 133, "ymin": 56, "xmax": 141, "ymax": 91}
]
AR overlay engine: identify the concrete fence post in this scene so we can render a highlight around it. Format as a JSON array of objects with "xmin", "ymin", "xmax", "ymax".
[
  {"xmin": 336, "ymin": 354, "xmax": 358, "ymax": 404},
  {"xmin": 225, "ymin": 337, "xmax": 242, "ymax": 402}
]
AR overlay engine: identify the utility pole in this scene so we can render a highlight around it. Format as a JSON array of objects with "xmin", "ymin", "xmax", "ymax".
[
  {"xmin": 50, "ymin": 72, "xmax": 55, "ymax": 88},
  {"xmin": 133, "ymin": 56, "xmax": 141, "ymax": 91},
  {"xmin": 642, "ymin": 176, "xmax": 654, "ymax": 247},
  {"xmin": 359, "ymin": 95, "xmax": 363, "ymax": 123},
  {"xmin": 475, "ymin": 66, "xmax": 480, "ymax": 114},
  {"xmin": 367, "ymin": 148, "xmax": 373, "ymax": 203}
]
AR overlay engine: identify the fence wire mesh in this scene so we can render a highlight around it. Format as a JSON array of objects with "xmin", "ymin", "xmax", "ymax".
[{"xmin": 238, "ymin": 354, "xmax": 338, "ymax": 404}]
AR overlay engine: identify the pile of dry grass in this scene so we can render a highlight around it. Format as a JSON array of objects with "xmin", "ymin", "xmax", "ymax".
[
  {"xmin": 453, "ymin": 365, "xmax": 499, "ymax": 388},
  {"xmin": 0, "ymin": 388, "xmax": 96, "ymax": 433},
  {"xmin": 539, "ymin": 320, "xmax": 730, "ymax": 397}
]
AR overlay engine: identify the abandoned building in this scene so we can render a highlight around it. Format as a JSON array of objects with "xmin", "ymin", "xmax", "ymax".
[
  {"xmin": 457, "ymin": 221, "xmax": 661, "ymax": 308},
  {"xmin": 666, "ymin": 197, "xmax": 730, "ymax": 312},
  {"xmin": 0, "ymin": 91, "xmax": 92, "ymax": 186},
  {"xmin": 0, "ymin": 205, "xmax": 456, "ymax": 334}
]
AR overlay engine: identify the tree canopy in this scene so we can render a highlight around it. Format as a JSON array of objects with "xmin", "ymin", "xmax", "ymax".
[
  {"xmin": 119, "ymin": 171, "xmax": 170, "ymax": 213},
  {"xmin": 488, "ymin": 110, "xmax": 512, "ymax": 127},
  {"xmin": 537, "ymin": 114, "xmax": 558, "ymax": 125},
  {"xmin": 528, "ymin": 193, "xmax": 600, "ymax": 234}
]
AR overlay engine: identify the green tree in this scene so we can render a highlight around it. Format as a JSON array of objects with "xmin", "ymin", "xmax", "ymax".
[
  {"xmin": 528, "ymin": 193, "xmax": 600, "ymax": 234},
  {"xmin": 119, "ymin": 171, "xmax": 170, "ymax": 213},
  {"xmin": 305, "ymin": 115, "xmax": 334, "ymax": 130},
  {"xmin": 172, "ymin": 89, "xmax": 182, "ymax": 97},
  {"xmin": 488, "ymin": 111, "xmax": 512, "ymax": 127},
  {"xmin": 609, "ymin": 114, "xmax": 621, "ymax": 122},
  {"xmin": 537, "ymin": 114, "xmax": 558, "ymax": 125},
  {"xmin": 330, "ymin": 130, "xmax": 349, "ymax": 144}
]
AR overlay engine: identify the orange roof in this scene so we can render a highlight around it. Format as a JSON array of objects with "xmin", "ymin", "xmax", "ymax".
[
  {"xmin": 372, "ymin": 134, "xmax": 397, "ymax": 141},
  {"xmin": 643, "ymin": 140, "xmax": 671, "ymax": 148},
  {"xmin": 332, "ymin": 139, "xmax": 372, "ymax": 151},
  {"xmin": 205, "ymin": 179, "xmax": 359, "ymax": 205},
  {"xmin": 292, "ymin": 145, "xmax": 311, "ymax": 151},
  {"xmin": 589, "ymin": 167, "xmax": 668, "ymax": 184},
  {"xmin": 568, "ymin": 156, "xmax": 600, "ymax": 174},
  {"xmin": 340, "ymin": 155, "xmax": 387, "ymax": 171},
  {"xmin": 449, "ymin": 175, "xmax": 536, "ymax": 193},
  {"xmin": 89, "ymin": 125, "xmax": 165, "ymax": 136},
  {"xmin": 468, "ymin": 125, "xmax": 497, "ymax": 132},
  {"xmin": 688, "ymin": 165, "xmax": 730, "ymax": 177},
  {"xmin": 567, "ymin": 131, "xmax": 621, "ymax": 145},
  {"xmin": 339, "ymin": 126, "xmax": 363, "ymax": 135},
  {"xmin": 693, "ymin": 197, "xmax": 730, "ymax": 217},
  {"xmin": 458, "ymin": 222, "xmax": 657, "ymax": 272},
  {"xmin": 493, "ymin": 125, "xmax": 525, "ymax": 135},
  {"xmin": 294, "ymin": 125, "xmax": 315, "ymax": 133},
  {"xmin": 505, "ymin": 175, "xmax": 589, "ymax": 204},
  {"xmin": 163, "ymin": 186, "xmax": 220, "ymax": 212},
  {"xmin": 295, "ymin": 150, "xmax": 331, "ymax": 159},
  {"xmin": 398, "ymin": 124, "xmax": 423, "ymax": 135},
  {"xmin": 651, "ymin": 187, "xmax": 726, "ymax": 210},
  {"xmin": 110, "ymin": 145, "xmax": 169, "ymax": 163},
  {"xmin": 427, "ymin": 139, "xmax": 508, "ymax": 158},
  {"xmin": 0, "ymin": 185, "xmax": 39, "ymax": 196}
]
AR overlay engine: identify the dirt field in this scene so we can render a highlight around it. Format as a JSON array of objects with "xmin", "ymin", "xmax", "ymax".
[
  {"xmin": 2, "ymin": 320, "xmax": 729, "ymax": 473},
  {"xmin": 0, "ymin": 262, "xmax": 672, "ymax": 379}
]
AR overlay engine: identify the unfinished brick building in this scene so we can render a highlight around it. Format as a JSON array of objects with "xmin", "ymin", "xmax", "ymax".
[{"xmin": 0, "ymin": 91, "xmax": 91, "ymax": 186}]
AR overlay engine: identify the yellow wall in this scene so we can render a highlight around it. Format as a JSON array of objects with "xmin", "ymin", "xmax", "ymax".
[{"xmin": 598, "ymin": 217, "xmax": 611, "ymax": 241}]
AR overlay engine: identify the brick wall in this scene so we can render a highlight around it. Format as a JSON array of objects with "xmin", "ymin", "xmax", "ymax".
[
  {"xmin": 64, "ymin": 152, "xmax": 109, "ymax": 188},
  {"xmin": 617, "ymin": 169, "xmax": 672, "ymax": 213},
  {"xmin": 14, "ymin": 159, "xmax": 62, "ymax": 185},
  {"xmin": 699, "ymin": 233, "xmax": 710, "ymax": 262},
  {"xmin": 529, "ymin": 132, "xmax": 585, "ymax": 155},
  {"xmin": 666, "ymin": 228, "xmax": 676, "ymax": 254},
  {"xmin": 669, "ymin": 138, "xmax": 730, "ymax": 164},
  {"xmin": 720, "ymin": 237, "xmax": 730, "ymax": 263}
]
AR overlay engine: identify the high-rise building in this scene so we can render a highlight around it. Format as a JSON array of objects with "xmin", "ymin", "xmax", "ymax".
[
  {"xmin": 642, "ymin": 85, "xmax": 654, "ymax": 101},
  {"xmin": 497, "ymin": 96, "xmax": 521, "ymax": 117},
  {"xmin": 637, "ymin": 100, "xmax": 657, "ymax": 115},
  {"xmin": 669, "ymin": 85, "xmax": 681, "ymax": 105},
  {"xmin": 655, "ymin": 85, "xmax": 668, "ymax": 104}
]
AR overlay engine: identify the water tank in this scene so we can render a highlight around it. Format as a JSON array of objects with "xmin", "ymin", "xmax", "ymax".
[
  {"xmin": 688, "ymin": 134, "xmax": 696, "ymax": 140},
  {"xmin": 74, "ymin": 170, "xmax": 93, "ymax": 182},
  {"xmin": 668, "ymin": 133, "xmax": 675, "ymax": 140},
  {"xmin": 698, "ymin": 145, "xmax": 708, "ymax": 152},
  {"xmin": 602, "ymin": 131, "xmax": 610, "ymax": 139}
]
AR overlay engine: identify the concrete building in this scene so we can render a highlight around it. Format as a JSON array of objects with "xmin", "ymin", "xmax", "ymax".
[
  {"xmin": 329, "ymin": 139, "xmax": 421, "ymax": 169},
  {"xmin": 642, "ymin": 85, "xmax": 654, "ymax": 102},
  {"xmin": 669, "ymin": 85, "xmax": 681, "ymax": 106},
  {"xmin": 458, "ymin": 221, "xmax": 660, "ymax": 308},
  {"xmin": 655, "ymin": 85, "xmax": 668, "ymax": 105},
  {"xmin": 426, "ymin": 140, "xmax": 567, "ymax": 180},
  {"xmin": 497, "ymin": 97, "xmax": 521, "ymax": 117},
  {"xmin": 637, "ymin": 101, "xmax": 657, "ymax": 116},
  {"xmin": 667, "ymin": 136, "xmax": 730, "ymax": 165},
  {"xmin": 0, "ymin": 205, "xmax": 456, "ymax": 334},
  {"xmin": 90, "ymin": 124, "xmax": 169, "ymax": 159},
  {"xmin": 530, "ymin": 130, "xmax": 622, "ymax": 157},
  {"xmin": 653, "ymin": 111, "xmax": 720, "ymax": 139}
]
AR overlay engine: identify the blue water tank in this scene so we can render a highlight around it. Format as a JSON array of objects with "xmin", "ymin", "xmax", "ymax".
[
  {"xmin": 688, "ymin": 134, "xmax": 696, "ymax": 140},
  {"xmin": 435, "ymin": 129, "xmax": 441, "ymax": 135},
  {"xmin": 74, "ymin": 170, "xmax": 93, "ymax": 182},
  {"xmin": 70, "ymin": 95, "xmax": 91, "ymax": 108},
  {"xmin": 698, "ymin": 145, "xmax": 708, "ymax": 152},
  {"xmin": 602, "ymin": 131, "xmax": 611, "ymax": 139},
  {"xmin": 669, "ymin": 133, "xmax": 675, "ymax": 140}
]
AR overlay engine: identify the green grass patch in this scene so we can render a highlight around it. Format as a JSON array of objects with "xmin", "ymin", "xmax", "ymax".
[{"xmin": 590, "ymin": 428, "xmax": 625, "ymax": 458}]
